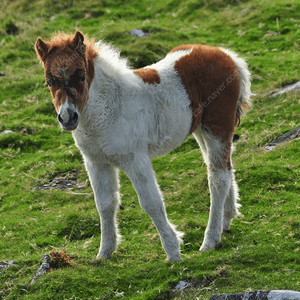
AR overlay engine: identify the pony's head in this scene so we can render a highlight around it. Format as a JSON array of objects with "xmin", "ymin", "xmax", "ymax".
[{"xmin": 35, "ymin": 31, "xmax": 96, "ymax": 130}]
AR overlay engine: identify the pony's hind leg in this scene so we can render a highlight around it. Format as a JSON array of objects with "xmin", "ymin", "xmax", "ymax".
[
  {"xmin": 193, "ymin": 128, "xmax": 208, "ymax": 166},
  {"xmin": 194, "ymin": 128, "xmax": 233, "ymax": 252},
  {"xmin": 194, "ymin": 129, "xmax": 241, "ymax": 234},
  {"xmin": 223, "ymin": 168, "xmax": 241, "ymax": 232}
]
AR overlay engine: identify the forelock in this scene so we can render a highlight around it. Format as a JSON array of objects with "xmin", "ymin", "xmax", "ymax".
[{"xmin": 44, "ymin": 46, "xmax": 86, "ymax": 78}]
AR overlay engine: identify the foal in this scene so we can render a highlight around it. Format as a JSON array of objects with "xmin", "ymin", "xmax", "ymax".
[{"xmin": 35, "ymin": 31, "xmax": 251, "ymax": 261}]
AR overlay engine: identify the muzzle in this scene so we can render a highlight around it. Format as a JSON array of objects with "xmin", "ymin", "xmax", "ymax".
[{"xmin": 57, "ymin": 99, "xmax": 80, "ymax": 131}]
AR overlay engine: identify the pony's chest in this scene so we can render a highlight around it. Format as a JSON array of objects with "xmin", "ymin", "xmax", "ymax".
[
  {"xmin": 72, "ymin": 130, "xmax": 128, "ymax": 166},
  {"xmin": 73, "ymin": 130, "xmax": 106, "ymax": 161}
]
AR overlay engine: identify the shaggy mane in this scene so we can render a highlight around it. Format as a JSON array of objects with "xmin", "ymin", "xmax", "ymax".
[{"xmin": 95, "ymin": 41, "xmax": 131, "ymax": 74}]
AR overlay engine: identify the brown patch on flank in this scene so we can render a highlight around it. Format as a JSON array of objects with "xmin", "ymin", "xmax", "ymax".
[
  {"xmin": 171, "ymin": 44, "xmax": 241, "ymax": 141},
  {"xmin": 35, "ymin": 31, "xmax": 98, "ymax": 112},
  {"xmin": 134, "ymin": 68, "xmax": 160, "ymax": 84}
]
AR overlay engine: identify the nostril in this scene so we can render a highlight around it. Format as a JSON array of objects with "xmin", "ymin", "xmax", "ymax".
[
  {"xmin": 67, "ymin": 108, "xmax": 78, "ymax": 123},
  {"xmin": 72, "ymin": 111, "xmax": 79, "ymax": 123}
]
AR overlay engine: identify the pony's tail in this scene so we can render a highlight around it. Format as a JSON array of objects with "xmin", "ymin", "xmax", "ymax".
[{"xmin": 220, "ymin": 48, "xmax": 252, "ymax": 125}]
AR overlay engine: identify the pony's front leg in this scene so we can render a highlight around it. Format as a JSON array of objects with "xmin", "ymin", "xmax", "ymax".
[
  {"xmin": 85, "ymin": 160, "xmax": 120, "ymax": 259},
  {"xmin": 120, "ymin": 154, "xmax": 183, "ymax": 261}
]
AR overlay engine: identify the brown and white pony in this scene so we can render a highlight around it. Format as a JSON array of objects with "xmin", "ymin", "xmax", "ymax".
[{"xmin": 35, "ymin": 31, "xmax": 251, "ymax": 261}]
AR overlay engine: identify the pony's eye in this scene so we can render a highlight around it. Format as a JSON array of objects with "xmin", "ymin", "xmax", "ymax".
[
  {"xmin": 75, "ymin": 69, "xmax": 85, "ymax": 83},
  {"xmin": 46, "ymin": 79, "xmax": 53, "ymax": 87}
]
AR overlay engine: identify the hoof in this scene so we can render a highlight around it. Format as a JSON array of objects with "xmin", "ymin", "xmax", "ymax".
[
  {"xmin": 200, "ymin": 243, "xmax": 212, "ymax": 252},
  {"xmin": 96, "ymin": 255, "xmax": 109, "ymax": 260},
  {"xmin": 167, "ymin": 254, "xmax": 182, "ymax": 262},
  {"xmin": 222, "ymin": 218, "xmax": 232, "ymax": 232},
  {"xmin": 96, "ymin": 251, "xmax": 112, "ymax": 260},
  {"xmin": 200, "ymin": 236, "xmax": 221, "ymax": 252}
]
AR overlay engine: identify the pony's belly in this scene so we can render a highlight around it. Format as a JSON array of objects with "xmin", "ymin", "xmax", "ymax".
[{"xmin": 148, "ymin": 130, "xmax": 189, "ymax": 158}]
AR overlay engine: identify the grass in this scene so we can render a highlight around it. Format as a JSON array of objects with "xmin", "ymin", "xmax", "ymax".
[{"xmin": 0, "ymin": 0, "xmax": 299, "ymax": 299}]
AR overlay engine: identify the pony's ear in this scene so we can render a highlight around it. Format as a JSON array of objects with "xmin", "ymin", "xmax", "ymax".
[
  {"xmin": 35, "ymin": 38, "xmax": 50, "ymax": 62},
  {"xmin": 73, "ymin": 31, "xmax": 86, "ymax": 54}
]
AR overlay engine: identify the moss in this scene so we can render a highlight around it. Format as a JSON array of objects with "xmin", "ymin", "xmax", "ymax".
[{"xmin": 49, "ymin": 250, "xmax": 72, "ymax": 270}]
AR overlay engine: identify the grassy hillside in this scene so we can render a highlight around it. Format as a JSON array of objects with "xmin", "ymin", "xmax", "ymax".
[{"xmin": 0, "ymin": 0, "xmax": 299, "ymax": 299}]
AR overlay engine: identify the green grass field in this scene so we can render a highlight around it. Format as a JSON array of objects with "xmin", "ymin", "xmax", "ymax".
[{"xmin": 0, "ymin": 0, "xmax": 299, "ymax": 299}]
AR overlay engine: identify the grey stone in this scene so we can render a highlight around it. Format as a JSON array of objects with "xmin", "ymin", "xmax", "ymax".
[
  {"xmin": 0, "ymin": 129, "xmax": 14, "ymax": 136},
  {"xmin": 33, "ymin": 171, "xmax": 85, "ymax": 191},
  {"xmin": 270, "ymin": 81, "xmax": 300, "ymax": 98},
  {"xmin": 210, "ymin": 290, "xmax": 269, "ymax": 300},
  {"xmin": 31, "ymin": 255, "xmax": 51, "ymax": 284},
  {"xmin": 241, "ymin": 8, "xmax": 250, "ymax": 15},
  {"xmin": 129, "ymin": 29, "xmax": 149, "ymax": 37},
  {"xmin": 209, "ymin": 290, "xmax": 300, "ymax": 300},
  {"xmin": 266, "ymin": 126, "xmax": 300, "ymax": 150},
  {"xmin": 0, "ymin": 260, "xmax": 14, "ymax": 274},
  {"xmin": 268, "ymin": 290, "xmax": 300, "ymax": 300},
  {"xmin": 174, "ymin": 280, "xmax": 191, "ymax": 291}
]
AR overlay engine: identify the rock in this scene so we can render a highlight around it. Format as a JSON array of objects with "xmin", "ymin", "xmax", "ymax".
[
  {"xmin": 266, "ymin": 126, "xmax": 300, "ymax": 150},
  {"xmin": 31, "ymin": 255, "xmax": 51, "ymax": 284},
  {"xmin": 174, "ymin": 280, "xmax": 191, "ymax": 291},
  {"xmin": 209, "ymin": 290, "xmax": 300, "ymax": 300},
  {"xmin": 269, "ymin": 81, "xmax": 300, "ymax": 98},
  {"xmin": 0, "ymin": 260, "xmax": 14, "ymax": 274},
  {"xmin": 33, "ymin": 171, "xmax": 85, "ymax": 191},
  {"xmin": 0, "ymin": 129, "xmax": 14, "ymax": 136},
  {"xmin": 241, "ymin": 8, "xmax": 249, "ymax": 15},
  {"xmin": 268, "ymin": 290, "xmax": 300, "ymax": 299},
  {"xmin": 34, "ymin": 178, "xmax": 78, "ymax": 191},
  {"xmin": 129, "ymin": 29, "xmax": 149, "ymax": 37},
  {"xmin": 171, "ymin": 279, "xmax": 214, "ymax": 297}
]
